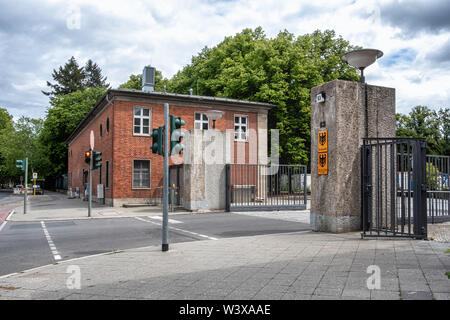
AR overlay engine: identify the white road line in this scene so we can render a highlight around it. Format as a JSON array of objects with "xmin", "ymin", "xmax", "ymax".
[
  {"xmin": 135, "ymin": 217, "xmax": 218, "ymax": 241},
  {"xmin": 40, "ymin": 221, "xmax": 62, "ymax": 261},
  {"xmin": 0, "ymin": 221, "xmax": 7, "ymax": 233},
  {"xmin": 148, "ymin": 216, "xmax": 183, "ymax": 224}
]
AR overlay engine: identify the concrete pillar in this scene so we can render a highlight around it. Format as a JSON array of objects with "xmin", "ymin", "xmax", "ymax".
[
  {"xmin": 310, "ymin": 80, "xmax": 395, "ymax": 233},
  {"xmin": 182, "ymin": 129, "xmax": 228, "ymax": 211}
]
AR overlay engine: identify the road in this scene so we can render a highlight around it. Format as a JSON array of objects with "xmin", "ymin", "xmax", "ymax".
[{"xmin": 0, "ymin": 212, "xmax": 311, "ymax": 277}]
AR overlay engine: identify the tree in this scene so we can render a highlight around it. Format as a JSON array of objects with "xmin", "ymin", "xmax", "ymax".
[
  {"xmin": 160, "ymin": 28, "xmax": 359, "ymax": 165},
  {"xmin": 42, "ymin": 57, "xmax": 109, "ymax": 99},
  {"xmin": 0, "ymin": 115, "xmax": 48, "ymax": 186},
  {"xmin": 40, "ymin": 87, "xmax": 107, "ymax": 176},
  {"xmin": 83, "ymin": 59, "xmax": 109, "ymax": 88},
  {"xmin": 396, "ymin": 106, "xmax": 445, "ymax": 155}
]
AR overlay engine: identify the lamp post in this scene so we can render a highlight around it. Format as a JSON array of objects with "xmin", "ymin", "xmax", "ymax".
[
  {"xmin": 205, "ymin": 110, "xmax": 224, "ymax": 129},
  {"xmin": 341, "ymin": 49, "xmax": 383, "ymax": 137}
]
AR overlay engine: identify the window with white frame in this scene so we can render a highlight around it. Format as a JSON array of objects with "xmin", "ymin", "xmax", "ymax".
[
  {"xmin": 234, "ymin": 115, "xmax": 248, "ymax": 141},
  {"xmin": 133, "ymin": 107, "xmax": 151, "ymax": 135},
  {"xmin": 133, "ymin": 160, "xmax": 150, "ymax": 188},
  {"xmin": 194, "ymin": 112, "xmax": 209, "ymax": 130}
]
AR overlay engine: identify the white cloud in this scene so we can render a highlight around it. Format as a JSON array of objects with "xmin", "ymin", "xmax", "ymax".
[{"xmin": 0, "ymin": 0, "xmax": 449, "ymax": 120}]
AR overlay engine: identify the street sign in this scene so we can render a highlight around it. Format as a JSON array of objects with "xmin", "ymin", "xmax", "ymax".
[
  {"xmin": 318, "ymin": 130, "xmax": 328, "ymax": 153},
  {"xmin": 90, "ymin": 130, "xmax": 94, "ymax": 150},
  {"xmin": 33, "ymin": 172, "xmax": 38, "ymax": 179},
  {"xmin": 318, "ymin": 153, "xmax": 328, "ymax": 175}
]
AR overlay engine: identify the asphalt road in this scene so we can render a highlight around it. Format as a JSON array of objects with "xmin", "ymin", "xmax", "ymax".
[{"xmin": 0, "ymin": 212, "xmax": 311, "ymax": 277}]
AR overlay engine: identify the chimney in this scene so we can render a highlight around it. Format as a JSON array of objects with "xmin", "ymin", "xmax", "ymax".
[{"xmin": 142, "ymin": 66, "xmax": 155, "ymax": 92}]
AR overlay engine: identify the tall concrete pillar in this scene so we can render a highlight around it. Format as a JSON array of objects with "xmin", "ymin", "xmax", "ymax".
[
  {"xmin": 310, "ymin": 80, "xmax": 395, "ymax": 233},
  {"xmin": 182, "ymin": 129, "xmax": 228, "ymax": 211}
]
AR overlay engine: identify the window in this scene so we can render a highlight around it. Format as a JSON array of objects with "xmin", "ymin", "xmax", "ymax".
[
  {"xmin": 133, "ymin": 160, "xmax": 150, "ymax": 188},
  {"xmin": 234, "ymin": 115, "xmax": 248, "ymax": 141},
  {"xmin": 100, "ymin": 124, "xmax": 103, "ymax": 137},
  {"xmin": 194, "ymin": 112, "xmax": 209, "ymax": 130},
  {"xmin": 133, "ymin": 107, "xmax": 151, "ymax": 135},
  {"xmin": 106, "ymin": 118, "xmax": 110, "ymax": 134},
  {"xmin": 105, "ymin": 161, "xmax": 109, "ymax": 188}
]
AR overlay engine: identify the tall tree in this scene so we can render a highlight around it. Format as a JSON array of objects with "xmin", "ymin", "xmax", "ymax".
[
  {"xmin": 396, "ymin": 105, "xmax": 447, "ymax": 155},
  {"xmin": 42, "ymin": 57, "xmax": 109, "ymax": 99},
  {"xmin": 42, "ymin": 56, "xmax": 85, "ymax": 99},
  {"xmin": 83, "ymin": 59, "xmax": 109, "ymax": 88},
  {"xmin": 160, "ymin": 28, "xmax": 359, "ymax": 165},
  {"xmin": 40, "ymin": 87, "xmax": 106, "ymax": 176}
]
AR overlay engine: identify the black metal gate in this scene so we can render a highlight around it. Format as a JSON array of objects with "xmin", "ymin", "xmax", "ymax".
[
  {"xmin": 226, "ymin": 164, "xmax": 307, "ymax": 211},
  {"xmin": 361, "ymin": 138, "xmax": 427, "ymax": 238},
  {"xmin": 426, "ymin": 155, "xmax": 450, "ymax": 223}
]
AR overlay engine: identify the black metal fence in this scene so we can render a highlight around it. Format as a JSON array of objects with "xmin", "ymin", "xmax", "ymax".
[
  {"xmin": 226, "ymin": 164, "xmax": 307, "ymax": 211},
  {"xmin": 426, "ymin": 155, "xmax": 449, "ymax": 223},
  {"xmin": 361, "ymin": 138, "xmax": 427, "ymax": 238}
]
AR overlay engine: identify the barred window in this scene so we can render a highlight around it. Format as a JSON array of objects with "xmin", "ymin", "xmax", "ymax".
[
  {"xmin": 133, "ymin": 107, "xmax": 151, "ymax": 135},
  {"xmin": 133, "ymin": 160, "xmax": 150, "ymax": 188}
]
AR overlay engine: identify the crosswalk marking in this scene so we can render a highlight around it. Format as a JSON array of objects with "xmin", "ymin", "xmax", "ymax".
[
  {"xmin": 135, "ymin": 217, "xmax": 218, "ymax": 241},
  {"xmin": 41, "ymin": 221, "xmax": 62, "ymax": 261}
]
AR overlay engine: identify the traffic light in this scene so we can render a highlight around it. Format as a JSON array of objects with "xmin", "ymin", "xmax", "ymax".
[
  {"xmin": 92, "ymin": 151, "xmax": 102, "ymax": 170},
  {"xmin": 170, "ymin": 115, "xmax": 185, "ymax": 155},
  {"xmin": 85, "ymin": 151, "xmax": 91, "ymax": 164},
  {"xmin": 151, "ymin": 126, "xmax": 163, "ymax": 156},
  {"xmin": 16, "ymin": 159, "xmax": 24, "ymax": 171}
]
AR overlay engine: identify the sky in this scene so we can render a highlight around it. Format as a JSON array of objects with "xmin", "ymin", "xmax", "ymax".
[{"xmin": 1, "ymin": 0, "xmax": 449, "ymax": 120}]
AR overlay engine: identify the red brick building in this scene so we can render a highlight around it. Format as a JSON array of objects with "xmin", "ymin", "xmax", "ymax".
[{"xmin": 66, "ymin": 88, "xmax": 273, "ymax": 207}]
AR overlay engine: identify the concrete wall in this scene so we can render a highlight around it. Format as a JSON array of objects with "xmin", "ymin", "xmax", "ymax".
[{"xmin": 310, "ymin": 80, "xmax": 395, "ymax": 233}]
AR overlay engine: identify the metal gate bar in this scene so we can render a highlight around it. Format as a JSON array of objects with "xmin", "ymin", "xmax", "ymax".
[
  {"xmin": 361, "ymin": 138, "xmax": 427, "ymax": 239},
  {"xmin": 426, "ymin": 155, "xmax": 450, "ymax": 223},
  {"xmin": 226, "ymin": 164, "xmax": 307, "ymax": 211}
]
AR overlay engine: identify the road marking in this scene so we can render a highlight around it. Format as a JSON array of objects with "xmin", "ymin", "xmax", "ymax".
[
  {"xmin": 0, "ymin": 221, "xmax": 7, "ymax": 233},
  {"xmin": 40, "ymin": 221, "xmax": 62, "ymax": 261},
  {"xmin": 135, "ymin": 217, "xmax": 218, "ymax": 241},
  {"xmin": 148, "ymin": 216, "xmax": 183, "ymax": 224}
]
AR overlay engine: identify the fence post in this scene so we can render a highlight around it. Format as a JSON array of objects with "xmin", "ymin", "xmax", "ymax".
[{"xmin": 225, "ymin": 164, "xmax": 231, "ymax": 212}]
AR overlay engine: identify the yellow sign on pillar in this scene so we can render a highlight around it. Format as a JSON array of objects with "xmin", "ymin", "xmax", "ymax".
[
  {"xmin": 318, "ymin": 153, "xmax": 328, "ymax": 175},
  {"xmin": 318, "ymin": 130, "xmax": 328, "ymax": 153}
]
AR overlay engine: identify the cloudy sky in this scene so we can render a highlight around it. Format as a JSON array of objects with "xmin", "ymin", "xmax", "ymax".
[{"xmin": 1, "ymin": 0, "xmax": 449, "ymax": 119}]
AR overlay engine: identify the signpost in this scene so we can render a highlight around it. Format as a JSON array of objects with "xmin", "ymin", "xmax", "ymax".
[
  {"xmin": 162, "ymin": 103, "xmax": 169, "ymax": 252},
  {"xmin": 318, "ymin": 130, "xmax": 328, "ymax": 175},
  {"xmin": 89, "ymin": 130, "xmax": 94, "ymax": 217},
  {"xmin": 33, "ymin": 172, "xmax": 37, "ymax": 196}
]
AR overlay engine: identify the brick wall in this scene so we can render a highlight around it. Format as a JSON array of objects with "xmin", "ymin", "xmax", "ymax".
[{"xmin": 68, "ymin": 96, "xmax": 262, "ymax": 204}]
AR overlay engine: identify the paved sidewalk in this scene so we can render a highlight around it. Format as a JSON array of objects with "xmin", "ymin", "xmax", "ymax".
[
  {"xmin": 7, "ymin": 192, "xmax": 189, "ymax": 222},
  {"xmin": 0, "ymin": 231, "xmax": 448, "ymax": 300}
]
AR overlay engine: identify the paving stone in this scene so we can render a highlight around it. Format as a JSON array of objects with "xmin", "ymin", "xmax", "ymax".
[{"xmin": 401, "ymin": 290, "xmax": 433, "ymax": 300}]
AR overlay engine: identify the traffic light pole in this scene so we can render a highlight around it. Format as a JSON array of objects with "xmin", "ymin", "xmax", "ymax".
[
  {"xmin": 162, "ymin": 103, "xmax": 169, "ymax": 252},
  {"xmin": 24, "ymin": 157, "xmax": 28, "ymax": 215},
  {"xmin": 88, "ymin": 151, "xmax": 92, "ymax": 217}
]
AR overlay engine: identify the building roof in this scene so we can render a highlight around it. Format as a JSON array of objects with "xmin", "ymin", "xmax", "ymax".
[{"xmin": 66, "ymin": 88, "xmax": 275, "ymax": 144}]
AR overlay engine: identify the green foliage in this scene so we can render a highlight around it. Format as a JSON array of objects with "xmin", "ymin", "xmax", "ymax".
[
  {"xmin": 152, "ymin": 28, "xmax": 360, "ymax": 165},
  {"xmin": 426, "ymin": 162, "xmax": 440, "ymax": 190},
  {"xmin": 396, "ymin": 106, "xmax": 449, "ymax": 156},
  {"xmin": 0, "ymin": 116, "xmax": 48, "ymax": 185},
  {"xmin": 42, "ymin": 56, "xmax": 109, "ymax": 100},
  {"xmin": 40, "ymin": 87, "xmax": 107, "ymax": 176}
]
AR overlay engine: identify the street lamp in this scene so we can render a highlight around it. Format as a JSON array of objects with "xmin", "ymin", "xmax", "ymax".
[
  {"xmin": 341, "ymin": 49, "xmax": 383, "ymax": 83},
  {"xmin": 205, "ymin": 110, "xmax": 224, "ymax": 129},
  {"xmin": 342, "ymin": 49, "xmax": 383, "ymax": 138}
]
